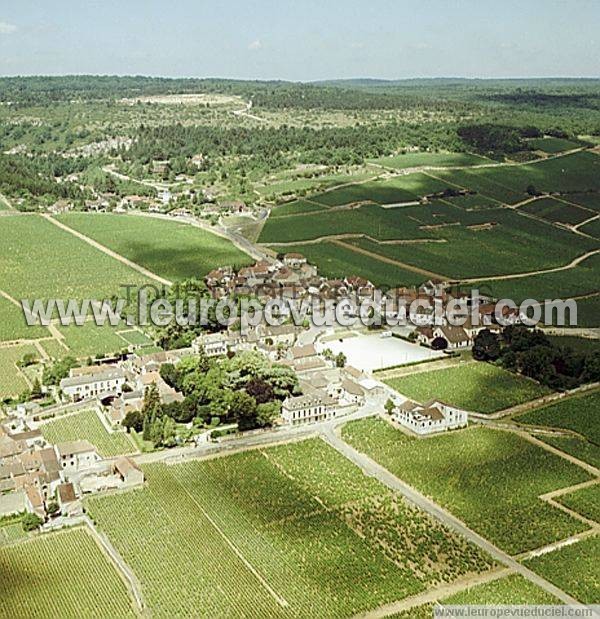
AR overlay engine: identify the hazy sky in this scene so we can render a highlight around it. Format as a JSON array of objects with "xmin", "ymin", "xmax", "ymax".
[{"xmin": 1, "ymin": 0, "xmax": 598, "ymax": 80}]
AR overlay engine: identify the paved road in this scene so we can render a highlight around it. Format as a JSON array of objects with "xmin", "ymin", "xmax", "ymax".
[{"xmin": 322, "ymin": 423, "xmax": 582, "ymax": 606}]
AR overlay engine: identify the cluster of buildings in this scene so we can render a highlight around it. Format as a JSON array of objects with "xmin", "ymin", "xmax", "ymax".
[{"xmin": 0, "ymin": 412, "xmax": 144, "ymax": 522}]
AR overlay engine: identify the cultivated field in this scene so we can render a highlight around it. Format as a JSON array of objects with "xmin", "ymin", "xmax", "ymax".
[
  {"xmin": 0, "ymin": 343, "xmax": 38, "ymax": 399},
  {"xmin": 342, "ymin": 420, "xmax": 591, "ymax": 554},
  {"xmin": 368, "ymin": 151, "xmax": 489, "ymax": 170},
  {"xmin": 86, "ymin": 438, "xmax": 494, "ymax": 617},
  {"xmin": 557, "ymin": 484, "xmax": 600, "ymax": 523},
  {"xmin": 0, "ymin": 296, "xmax": 49, "ymax": 342},
  {"xmin": 0, "ymin": 215, "xmax": 150, "ymax": 301},
  {"xmin": 524, "ymin": 535, "xmax": 599, "ymax": 604},
  {"xmin": 57, "ymin": 213, "xmax": 252, "ymax": 281},
  {"xmin": 40, "ymin": 409, "xmax": 137, "ymax": 457},
  {"xmin": 0, "ymin": 528, "xmax": 136, "ymax": 618},
  {"xmin": 385, "ymin": 362, "xmax": 550, "ymax": 414}
]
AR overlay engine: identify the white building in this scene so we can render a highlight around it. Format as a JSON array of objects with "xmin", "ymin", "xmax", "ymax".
[
  {"xmin": 60, "ymin": 367, "xmax": 126, "ymax": 401},
  {"xmin": 392, "ymin": 399, "xmax": 467, "ymax": 435},
  {"xmin": 55, "ymin": 440, "xmax": 101, "ymax": 473},
  {"xmin": 192, "ymin": 332, "xmax": 240, "ymax": 357},
  {"xmin": 281, "ymin": 393, "xmax": 337, "ymax": 425}
]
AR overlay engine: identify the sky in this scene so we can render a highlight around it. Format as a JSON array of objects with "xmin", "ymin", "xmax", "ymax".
[{"xmin": 0, "ymin": 0, "xmax": 598, "ymax": 81}]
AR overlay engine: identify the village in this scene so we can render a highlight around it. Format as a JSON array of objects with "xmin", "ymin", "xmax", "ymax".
[{"xmin": 0, "ymin": 250, "xmax": 521, "ymax": 528}]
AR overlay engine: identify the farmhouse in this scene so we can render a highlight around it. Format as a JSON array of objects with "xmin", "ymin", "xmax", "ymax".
[
  {"xmin": 281, "ymin": 393, "xmax": 338, "ymax": 425},
  {"xmin": 392, "ymin": 399, "xmax": 468, "ymax": 435},
  {"xmin": 56, "ymin": 482, "xmax": 81, "ymax": 516},
  {"xmin": 55, "ymin": 440, "xmax": 101, "ymax": 473},
  {"xmin": 113, "ymin": 456, "xmax": 144, "ymax": 488},
  {"xmin": 60, "ymin": 367, "xmax": 126, "ymax": 401}
]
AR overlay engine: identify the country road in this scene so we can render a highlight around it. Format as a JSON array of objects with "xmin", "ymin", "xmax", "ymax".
[{"xmin": 321, "ymin": 423, "xmax": 582, "ymax": 606}]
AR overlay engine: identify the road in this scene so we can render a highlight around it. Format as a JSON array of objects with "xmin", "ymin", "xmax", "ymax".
[{"xmin": 321, "ymin": 422, "xmax": 582, "ymax": 606}]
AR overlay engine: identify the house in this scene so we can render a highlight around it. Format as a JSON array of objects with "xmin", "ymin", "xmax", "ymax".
[
  {"xmin": 392, "ymin": 399, "xmax": 468, "ymax": 435},
  {"xmin": 340, "ymin": 379, "xmax": 365, "ymax": 405},
  {"xmin": 56, "ymin": 482, "xmax": 81, "ymax": 516},
  {"xmin": 434, "ymin": 325, "xmax": 472, "ymax": 349},
  {"xmin": 60, "ymin": 367, "xmax": 126, "ymax": 401},
  {"xmin": 113, "ymin": 457, "xmax": 144, "ymax": 487},
  {"xmin": 283, "ymin": 253, "xmax": 307, "ymax": 269},
  {"xmin": 281, "ymin": 392, "xmax": 338, "ymax": 425},
  {"xmin": 25, "ymin": 485, "xmax": 46, "ymax": 519},
  {"xmin": 261, "ymin": 324, "xmax": 297, "ymax": 348},
  {"xmin": 192, "ymin": 331, "xmax": 239, "ymax": 357},
  {"xmin": 358, "ymin": 377, "xmax": 385, "ymax": 398},
  {"xmin": 55, "ymin": 440, "xmax": 101, "ymax": 473},
  {"xmin": 136, "ymin": 372, "xmax": 184, "ymax": 405}
]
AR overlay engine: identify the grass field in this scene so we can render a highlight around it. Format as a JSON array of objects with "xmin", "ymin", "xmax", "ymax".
[
  {"xmin": 342, "ymin": 420, "xmax": 591, "ymax": 554},
  {"xmin": 557, "ymin": 483, "xmax": 600, "ymax": 523},
  {"xmin": 368, "ymin": 152, "xmax": 489, "ymax": 170},
  {"xmin": 516, "ymin": 391, "xmax": 600, "ymax": 445},
  {"xmin": 384, "ymin": 362, "xmax": 550, "ymax": 414},
  {"xmin": 57, "ymin": 213, "xmax": 252, "ymax": 281},
  {"xmin": 0, "ymin": 215, "xmax": 149, "ymax": 301},
  {"xmin": 86, "ymin": 438, "xmax": 494, "ymax": 618},
  {"xmin": 40, "ymin": 409, "xmax": 137, "ymax": 457},
  {"xmin": 0, "ymin": 528, "xmax": 136, "ymax": 618},
  {"xmin": 0, "ymin": 343, "xmax": 38, "ymax": 399},
  {"xmin": 524, "ymin": 535, "xmax": 599, "ymax": 604}
]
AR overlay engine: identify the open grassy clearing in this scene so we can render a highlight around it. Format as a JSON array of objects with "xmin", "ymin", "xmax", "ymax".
[
  {"xmin": 385, "ymin": 362, "xmax": 550, "ymax": 414},
  {"xmin": 86, "ymin": 438, "xmax": 494, "ymax": 618},
  {"xmin": 0, "ymin": 343, "xmax": 38, "ymax": 399},
  {"xmin": 524, "ymin": 534, "xmax": 599, "ymax": 604},
  {"xmin": 40, "ymin": 409, "xmax": 137, "ymax": 457},
  {"xmin": 368, "ymin": 151, "xmax": 489, "ymax": 170},
  {"xmin": 0, "ymin": 295, "xmax": 49, "ymax": 342},
  {"xmin": 57, "ymin": 213, "xmax": 252, "ymax": 281},
  {"xmin": 557, "ymin": 484, "xmax": 600, "ymax": 523},
  {"xmin": 269, "ymin": 241, "xmax": 425, "ymax": 288},
  {"xmin": 516, "ymin": 391, "xmax": 600, "ymax": 445},
  {"xmin": 342, "ymin": 420, "xmax": 591, "ymax": 554},
  {"xmin": 0, "ymin": 215, "xmax": 150, "ymax": 301},
  {"xmin": 0, "ymin": 527, "xmax": 136, "ymax": 618},
  {"xmin": 521, "ymin": 197, "xmax": 592, "ymax": 225},
  {"xmin": 527, "ymin": 137, "xmax": 581, "ymax": 153}
]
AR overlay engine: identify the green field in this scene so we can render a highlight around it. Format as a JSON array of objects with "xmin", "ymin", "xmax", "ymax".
[
  {"xmin": 521, "ymin": 197, "xmax": 592, "ymax": 225},
  {"xmin": 342, "ymin": 420, "xmax": 591, "ymax": 554},
  {"xmin": 546, "ymin": 335, "xmax": 600, "ymax": 354},
  {"xmin": 117, "ymin": 328, "xmax": 155, "ymax": 347},
  {"xmin": 385, "ymin": 362, "xmax": 550, "ymax": 414},
  {"xmin": 516, "ymin": 391, "xmax": 600, "ymax": 445},
  {"xmin": 528, "ymin": 137, "xmax": 581, "ymax": 153},
  {"xmin": 0, "ymin": 215, "xmax": 149, "ymax": 301},
  {"xmin": 524, "ymin": 535, "xmax": 599, "ymax": 604},
  {"xmin": 568, "ymin": 192, "xmax": 600, "ymax": 213},
  {"xmin": 539, "ymin": 436, "xmax": 600, "ymax": 469},
  {"xmin": 40, "ymin": 409, "xmax": 137, "ymax": 457},
  {"xmin": 57, "ymin": 213, "xmax": 252, "ymax": 281},
  {"xmin": 0, "ymin": 343, "xmax": 38, "ymax": 399},
  {"xmin": 269, "ymin": 241, "xmax": 425, "ymax": 288},
  {"xmin": 86, "ymin": 438, "xmax": 493, "ymax": 618},
  {"xmin": 0, "ymin": 528, "xmax": 136, "ymax": 618},
  {"xmin": 557, "ymin": 484, "xmax": 600, "ymax": 523},
  {"xmin": 581, "ymin": 217, "xmax": 600, "ymax": 238},
  {"xmin": 56, "ymin": 321, "xmax": 132, "ymax": 359},
  {"xmin": 369, "ymin": 152, "xmax": 489, "ymax": 170},
  {"xmin": 0, "ymin": 295, "xmax": 49, "ymax": 342},
  {"xmin": 269, "ymin": 199, "xmax": 329, "ymax": 218}
]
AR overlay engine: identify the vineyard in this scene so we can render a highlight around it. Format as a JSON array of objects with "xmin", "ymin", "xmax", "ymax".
[
  {"xmin": 0, "ymin": 295, "xmax": 49, "ymax": 343},
  {"xmin": 40, "ymin": 409, "xmax": 137, "ymax": 457},
  {"xmin": 57, "ymin": 213, "xmax": 253, "ymax": 281},
  {"xmin": 384, "ymin": 362, "xmax": 549, "ymax": 414},
  {"xmin": 85, "ymin": 438, "xmax": 494, "ymax": 618},
  {"xmin": 557, "ymin": 483, "xmax": 600, "ymax": 523},
  {"xmin": 0, "ymin": 343, "xmax": 38, "ymax": 399},
  {"xmin": 524, "ymin": 534, "xmax": 600, "ymax": 604},
  {"xmin": 341, "ymin": 420, "xmax": 592, "ymax": 554},
  {"xmin": 0, "ymin": 528, "xmax": 136, "ymax": 618}
]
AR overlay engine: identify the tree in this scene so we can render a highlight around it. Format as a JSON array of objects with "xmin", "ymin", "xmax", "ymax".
[
  {"xmin": 141, "ymin": 384, "xmax": 162, "ymax": 441},
  {"xmin": 29, "ymin": 377, "xmax": 42, "ymax": 399},
  {"xmin": 123, "ymin": 410, "xmax": 144, "ymax": 433},
  {"xmin": 473, "ymin": 329, "xmax": 501, "ymax": 361},
  {"xmin": 229, "ymin": 391, "xmax": 258, "ymax": 431},
  {"xmin": 22, "ymin": 513, "xmax": 44, "ymax": 531},
  {"xmin": 582, "ymin": 351, "xmax": 600, "ymax": 383},
  {"xmin": 46, "ymin": 500, "xmax": 60, "ymax": 517},
  {"xmin": 431, "ymin": 337, "xmax": 448, "ymax": 351},
  {"xmin": 245, "ymin": 377, "xmax": 274, "ymax": 404},
  {"xmin": 256, "ymin": 401, "xmax": 281, "ymax": 428},
  {"xmin": 384, "ymin": 398, "xmax": 395, "ymax": 415},
  {"xmin": 335, "ymin": 352, "xmax": 347, "ymax": 368},
  {"xmin": 519, "ymin": 346, "xmax": 555, "ymax": 383}
]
